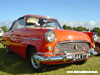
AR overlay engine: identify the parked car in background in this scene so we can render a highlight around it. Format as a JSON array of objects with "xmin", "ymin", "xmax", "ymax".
[
  {"xmin": 2, "ymin": 15, "xmax": 97, "ymax": 72},
  {"xmin": 95, "ymin": 38, "xmax": 100, "ymax": 55},
  {"xmin": 83, "ymin": 32, "xmax": 99, "ymax": 55},
  {"xmin": 0, "ymin": 29, "xmax": 4, "ymax": 39}
]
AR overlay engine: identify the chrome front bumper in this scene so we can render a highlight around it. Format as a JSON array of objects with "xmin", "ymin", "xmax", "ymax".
[{"xmin": 34, "ymin": 53, "xmax": 91, "ymax": 62}]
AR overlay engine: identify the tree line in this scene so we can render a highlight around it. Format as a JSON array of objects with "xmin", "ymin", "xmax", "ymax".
[
  {"xmin": 0, "ymin": 25, "xmax": 8, "ymax": 32},
  {"xmin": 63, "ymin": 25, "xmax": 100, "ymax": 36}
]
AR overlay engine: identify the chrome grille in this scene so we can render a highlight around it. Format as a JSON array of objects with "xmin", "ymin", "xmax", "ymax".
[{"xmin": 54, "ymin": 41, "xmax": 90, "ymax": 55}]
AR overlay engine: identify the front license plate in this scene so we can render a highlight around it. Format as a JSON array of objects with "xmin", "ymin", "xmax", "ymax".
[{"xmin": 73, "ymin": 54, "xmax": 88, "ymax": 60}]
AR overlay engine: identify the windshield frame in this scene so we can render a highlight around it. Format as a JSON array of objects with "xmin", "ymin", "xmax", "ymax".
[{"xmin": 25, "ymin": 16, "xmax": 62, "ymax": 29}]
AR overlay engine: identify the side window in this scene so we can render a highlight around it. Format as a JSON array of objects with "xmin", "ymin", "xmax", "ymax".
[
  {"xmin": 11, "ymin": 18, "xmax": 25, "ymax": 30},
  {"xmin": 18, "ymin": 19, "xmax": 25, "ymax": 29},
  {"xmin": 9, "ymin": 21, "xmax": 16, "ymax": 30},
  {"xmin": 11, "ymin": 21, "xmax": 19, "ymax": 30}
]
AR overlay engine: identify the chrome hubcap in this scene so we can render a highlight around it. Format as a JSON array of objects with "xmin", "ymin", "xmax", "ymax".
[{"xmin": 31, "ymin": 54, "xmax": 40, "ymax": 69}]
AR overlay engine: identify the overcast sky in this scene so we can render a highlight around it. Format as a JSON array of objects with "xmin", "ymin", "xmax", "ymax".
[{"xmin": 0, "ymin": 0, "xmax": 100, "ymax": 29}]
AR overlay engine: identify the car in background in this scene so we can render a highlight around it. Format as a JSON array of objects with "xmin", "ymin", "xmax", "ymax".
[
  {"xmin": 2, "ymin": 15, "xmax": 97, "ymax": 72},
  {"xmin": 94, "ymin": 38, "xmax": 100, "ymax": 55},
  {"xmin": 83, "ymin": 32, "xmax": 99, "ymax": 55},
  {"xmin": 0, "ymin": 29, "xmax": 4, "ymax": 39}
]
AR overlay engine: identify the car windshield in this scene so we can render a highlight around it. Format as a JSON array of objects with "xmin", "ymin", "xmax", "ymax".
[{"xmin": 26, "ymin": 17, "xmax": 61, "ymax": 29}]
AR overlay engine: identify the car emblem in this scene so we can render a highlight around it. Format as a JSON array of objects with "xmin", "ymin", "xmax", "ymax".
[{"xmin": 74, "ymin": 44, "xmax": 78, "ymax": 50}]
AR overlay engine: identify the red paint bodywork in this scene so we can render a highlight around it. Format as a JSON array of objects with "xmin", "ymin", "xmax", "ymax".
[{"xmin": 2, "ymin": 15, "xmax": 93, "ymax": 65}]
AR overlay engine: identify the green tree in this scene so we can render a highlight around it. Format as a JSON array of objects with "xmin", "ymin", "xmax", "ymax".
[
  {"xmin": 1, "ymin": 26, "xmax": 8, "ymax": 32},
  {"xmin": 73, "ymin": 26, "xmax": 89, "ymax": 31},
  {"xmin": 63, "ymin": 25, "xmax": 72, "ymax": 30},
  {"xmin": 91, "ymin": 27, "xmax": 100, "ymax": 36}
]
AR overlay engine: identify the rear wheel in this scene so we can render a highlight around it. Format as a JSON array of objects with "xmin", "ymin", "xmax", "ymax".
[{"xmin": 28, "ymin": 47, "xmax": 47, "ymax": 72}]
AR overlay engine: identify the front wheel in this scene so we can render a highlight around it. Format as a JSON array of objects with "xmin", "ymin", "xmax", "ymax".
[{"xmin": 28, "ymin": 47, "xmax": 47, "ymax": 72}]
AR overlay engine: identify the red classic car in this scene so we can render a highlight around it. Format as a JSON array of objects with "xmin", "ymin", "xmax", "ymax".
[{"xmin": 2, "ymin": 15, "xmax": 97, "ymax": 72}]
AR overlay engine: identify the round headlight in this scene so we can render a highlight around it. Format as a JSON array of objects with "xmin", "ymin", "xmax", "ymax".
[
  {"xmin": 45, "ymin": 29, "xmax": 56, "ymax": 43},
  {"xmin": 93, "ymin": 33, "xmax": 98, "ymax": 42}
]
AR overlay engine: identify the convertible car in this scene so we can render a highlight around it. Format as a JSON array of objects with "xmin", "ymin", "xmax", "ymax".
[{"xmin": 2, "ymin": 15, "xmax": 98, "ymax": 72}]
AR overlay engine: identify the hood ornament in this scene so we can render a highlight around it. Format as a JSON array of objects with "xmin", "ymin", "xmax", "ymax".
[{"xmin": 74, "ymin": 44, "xmax": 78, "ymax": 50}]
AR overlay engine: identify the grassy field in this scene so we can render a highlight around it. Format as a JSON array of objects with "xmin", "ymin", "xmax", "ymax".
[{"xmin": 0, "ymin": 43, "xmax": 100, "ymax": 75}]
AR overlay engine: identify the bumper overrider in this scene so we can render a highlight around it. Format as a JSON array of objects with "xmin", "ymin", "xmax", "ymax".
[{"xmin": 34, "ymin": 49, "xmax": 93, "ymax": 62}]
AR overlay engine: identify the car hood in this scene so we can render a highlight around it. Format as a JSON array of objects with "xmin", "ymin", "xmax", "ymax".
[{"xmin": 53, "ymin": 29, "xmax": 91, "ymax": 42}]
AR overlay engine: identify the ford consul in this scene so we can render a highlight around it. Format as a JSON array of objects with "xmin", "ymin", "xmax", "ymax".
[{"xmin": 2, "ymin": 15, "xmax": 97, "ymax": 72}]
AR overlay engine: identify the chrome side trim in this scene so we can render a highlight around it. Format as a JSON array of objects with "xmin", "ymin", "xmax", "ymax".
[
  {"xmin": 9, "ymin": 36, "xmax": 41, "ymax": 40},
  {"xmin": 22, "ymin": 37, "xmax": 41, "ymax": 40},
  {"xmin": 37, "ymin": 52, "xmax": 53, "ymax": 55}
]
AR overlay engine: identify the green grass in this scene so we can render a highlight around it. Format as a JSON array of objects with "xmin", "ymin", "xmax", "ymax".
[{"xmin": 0, "ymin": 43, "xmax": 100, "ymax": 75}]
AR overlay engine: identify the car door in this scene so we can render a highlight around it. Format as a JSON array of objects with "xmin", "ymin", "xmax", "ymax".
[{"xmin": 9, "ymin": 17, "xmax": 25, "ymax": 55}]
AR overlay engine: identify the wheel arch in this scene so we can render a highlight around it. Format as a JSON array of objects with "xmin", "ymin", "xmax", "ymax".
[{"xmin": 26, "ymin": 45, "xmax": 37, "ymax": 59}]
